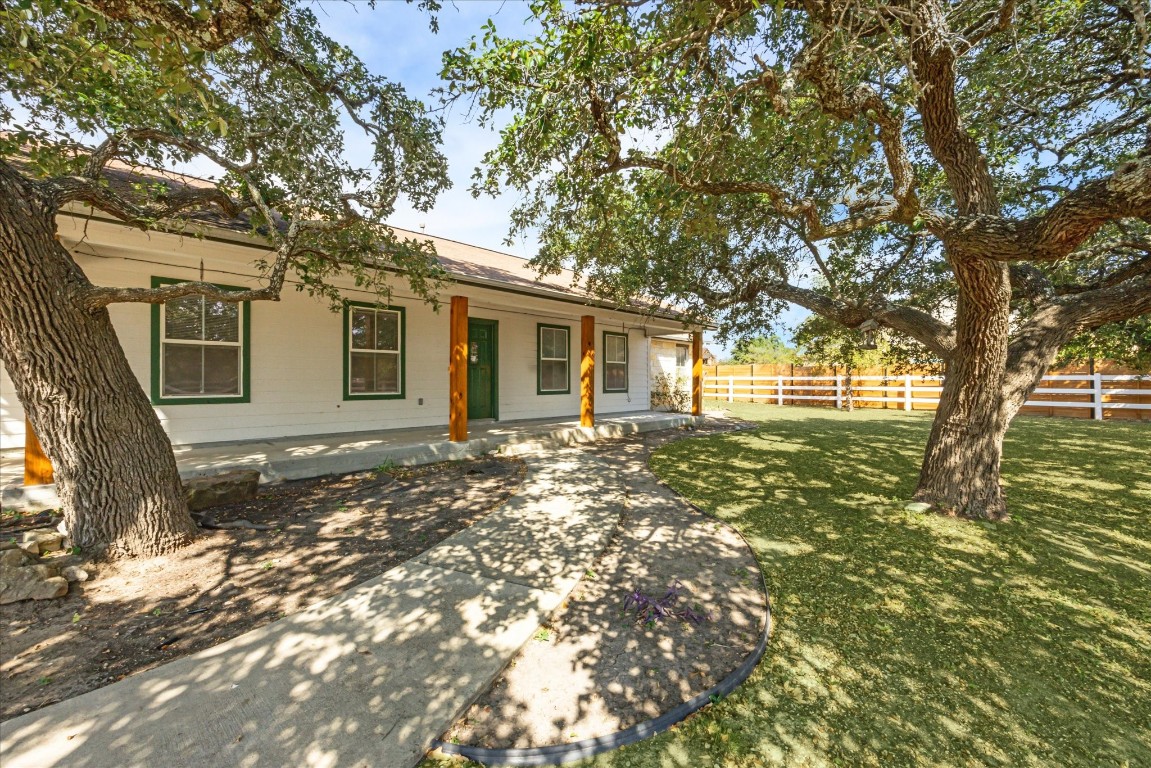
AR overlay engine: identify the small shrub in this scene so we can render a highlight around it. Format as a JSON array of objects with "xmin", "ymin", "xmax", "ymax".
[{"xmin": 650, "ymin": 373, "xmax": 690, "ymax": 412}]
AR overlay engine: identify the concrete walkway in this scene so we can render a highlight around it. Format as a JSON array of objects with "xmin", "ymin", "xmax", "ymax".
[
  {"xmin": 3, "ymin": 410, "xmax": 697, "ymax": 510},
  {"xmin": 0, "ymin": 448, "xmax": 630, "ymax": 768}
]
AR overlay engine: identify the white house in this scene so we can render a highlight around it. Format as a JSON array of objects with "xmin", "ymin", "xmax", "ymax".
[{"xmin": 1, "ymin": 207, "xmax": 706, "ymax": 467}]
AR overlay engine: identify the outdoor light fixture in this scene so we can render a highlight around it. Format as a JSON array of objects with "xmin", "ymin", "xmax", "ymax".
[{"xmin": 858, "ymin": 319, "xmax": 880, "ymax": 350}]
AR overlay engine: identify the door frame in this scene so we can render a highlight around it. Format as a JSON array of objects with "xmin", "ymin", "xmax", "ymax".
[{"xmin": 467, "ymin": 317, "xmax": 499, "ymax": 421}]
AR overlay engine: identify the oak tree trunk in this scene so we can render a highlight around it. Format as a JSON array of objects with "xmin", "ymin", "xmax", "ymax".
[
  {"xmin": 0, "ymin": 163, "xmax": 198, "ymax": 557},
  {"xmin": 914, "ymin": 252, "xmax": 1012, "ymax": 520}
]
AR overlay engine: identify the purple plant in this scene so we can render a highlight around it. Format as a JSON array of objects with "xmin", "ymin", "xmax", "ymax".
[{"xmin": 623, "ymin": 580, "xmax": 711, "ymax": 626}]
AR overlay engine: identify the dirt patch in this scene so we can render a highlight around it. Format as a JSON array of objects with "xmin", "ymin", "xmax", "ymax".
[
  {"xmin": 442, "ymin": 420, "xmax": 768, "ymax": 749},
  {"xmin": 0, "ymin": 455, "xmax": 524, "ymax": 721}
]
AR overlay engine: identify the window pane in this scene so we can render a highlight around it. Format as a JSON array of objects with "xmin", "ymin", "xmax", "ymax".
[
  {"xmin": 606, "ymin": 335, "xmax": 627, "ymax": 364},
  {"xmin": 351, "ymin": 309, "xmax": 374, "ymax": 350},
  {"xmin": 606, "ymin": 363, "xmax": 626, "ymax": 391},
  {"xmin": 350, "ymin": 352, "xmax": 375, "ymax": 393},
  {"xmin": 676, "ymin": 345, "xmax": 689, "ymax": 367},
  {"xmin": 543, "ymin": 327, "xmax": 567, "ymax": 360},
  {"xmin": 541, "ymin": 360, "xmax": 567, "ymax": 391},
  {"xmin": 376, "ymin": 311, "xmax": 399, "ymax": 352},
  {"xmin": 540, "ymin": 328, "xmax": 555, "ymax": 359},
  {"xmin": 165, "ymin": 296, "xmax": 203, "ymax": 341},
  {"xmin": 202, "ymin": 346, "xmax": 241, "ymax": 395},
  {"xmin": 375, "ymin": 353, "xmax": 400, "ymax": 393},
  {"xmin": 203, "ymin": 300, "xmax": 239, "ymax": 343},
  {"xmin": 163, "ymin": 344, "xmax": 202, "ymax": 395}
]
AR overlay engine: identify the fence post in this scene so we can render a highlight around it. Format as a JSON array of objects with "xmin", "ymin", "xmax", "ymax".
[
  {"xmin": 904, "ymin": 375, "xmax": 913, "ymax": 412},
  {"xmin": 1093, "ymin": 373, "xmax": 1103, "ymax": 420},
  {"xmin": 835, "ymin": 375, "xmax": 843, "ymax": 409},
  {"xmin": 777, "ymin": 376, "xmax": 784, "ymax": 406},
  {"xmin": 728, "ymin": 375, "xmax": 735, "ymax": 403}
]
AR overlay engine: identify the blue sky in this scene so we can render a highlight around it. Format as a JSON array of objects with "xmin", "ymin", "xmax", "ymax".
[{"xmin": 310, "ymin": 0, "xmax": 539, "ymax": 256}]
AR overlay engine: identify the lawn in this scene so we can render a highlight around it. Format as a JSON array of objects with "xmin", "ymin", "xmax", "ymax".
[
  {"xmin": 592, "ymin": 403, "xmax": 1148, "ymax": 768},
  {"xmin": 427, "ymin": 404, "xmax": 1149, "ymax": 767}
]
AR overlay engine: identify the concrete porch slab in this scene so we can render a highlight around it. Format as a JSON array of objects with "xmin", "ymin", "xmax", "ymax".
[{"xmin": 1, "ymin": 411, "xmax": 700, "ymax": 511}]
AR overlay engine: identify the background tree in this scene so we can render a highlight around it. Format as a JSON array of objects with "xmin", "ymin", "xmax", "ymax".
[
  {"xmin": 1, "ymin": 0, "xmax": 449, "ymax": 556},
  {"xmin": 1057, "ymin": 319, "xmax": 1151, "ymax": 372},
  {"xmin": 444, "ymin": 0, "xmax": 1151, "ymax": 520},
  {"xmin": 792, "ymin": 315, "xmax": 882, "ymax": 410},
  {"xmin": 728, "ymin": 334, "xmax": 798, "ymax": 365}
]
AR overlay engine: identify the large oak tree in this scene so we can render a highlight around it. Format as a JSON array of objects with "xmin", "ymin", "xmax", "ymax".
[
  {"xmin": 1, "ymin": 0, "xmax": 448, "ymax": 556},
  {"xmin": 445, "ymin": 0, "xmax": 1151, "ymax": 519}
]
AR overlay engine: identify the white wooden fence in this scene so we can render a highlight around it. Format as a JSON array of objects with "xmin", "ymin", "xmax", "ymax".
[{"xmin": 703, "ymin": 373, "xmax": 1151, "ymax": 420}]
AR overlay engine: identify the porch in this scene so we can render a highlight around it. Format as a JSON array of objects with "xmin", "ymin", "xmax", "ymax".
[{"xmin": 1, "ymin": 410, "xmax": 703, "ymax": 510}]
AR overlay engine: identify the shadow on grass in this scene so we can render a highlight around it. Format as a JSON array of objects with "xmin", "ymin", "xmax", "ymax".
[{"xmin": 582, "ymin": 405, "xmax": 1151, "ymax": 767}]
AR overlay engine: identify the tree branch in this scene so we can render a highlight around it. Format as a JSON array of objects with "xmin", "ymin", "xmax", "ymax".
[
  {"xmin": 79, "ymin": 0, "xmax": 283, "ymax": 51},
  {"xmin": 697, "ymin": 275, "xmax": 956, "ymax": 359},
  {"xmin": 82, "ymin": 278, "xmax": 284, "ymax": 310},
  {"xmin": 784, "ymin": 221, "xmax": 838, "ymax": 291},
  {"xmin": 797, "ymin": 34, "xmax": 919, "ymax": 215},
  {"xmin": 1004, "ymin": 272, "xmax": 1151, "ymax": 411},
  {"xmin": 251, "ymin": 29, "xmax": 379, "ymax": 139},
  {"xmin": 908, "ymin": 0, "xmax": 1000, "ymax": 216},
  {"xmin": 940, "ymin": 156, "xmax": 1151, "ymax": 261},
  {"xmin": 956, "ymin": 0, "xmax": 1017, "ymax": 54},
  {"xmin": 49, "ymin": 175, "xmax": 240, "ymax": 226},
  {"xmin": 599, "ymin": 153, "xmax": 919, "ymax": 240}
]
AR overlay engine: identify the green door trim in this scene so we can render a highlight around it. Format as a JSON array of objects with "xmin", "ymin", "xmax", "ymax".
[{"xmin": 467, "ymin": 318, "xmax": 499, "ymax": 421}]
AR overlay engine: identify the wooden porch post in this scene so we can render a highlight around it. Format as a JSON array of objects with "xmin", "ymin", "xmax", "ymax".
[
  {"xmin": 449, "ymin": 296, "xmax": 468, "ymax": 442},
  {"xmin": 24, "ymin": 417, "xmax": 54, "ymax": 486},
  {"xmin": 692, "ymin": 331, "xmax": 703, "ymax": 416},
  {"xmin": 581, "ymin": 315, "xmax": 595, "ymax": 428}
]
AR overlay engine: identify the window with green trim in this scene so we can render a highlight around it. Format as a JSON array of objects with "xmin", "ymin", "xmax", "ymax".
[
  {"xmin": 345, "ymin": 302, "xmax": 405, "ymax": 399},
  {"xmin": 151, "ymin": 278, "xmax": 250, "ymax": 404},
  {"xmin": 603, "ymin": 332, "xmax": 628, "ymax": 392},
  {"xmin": 537, "ymin": 324, "xmax": 570, "ymax": 394}
]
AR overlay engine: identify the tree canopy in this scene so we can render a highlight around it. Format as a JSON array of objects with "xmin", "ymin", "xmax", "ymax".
[
  {"xmin": 2, "ymin": 0, "xmax": 450, "ymax": 310},
  {"xmin": 444, "ymin": 0, "xmax": 1149, "ymax": 354},
  {"xmin": 0, "ymin": 0, "xmax": 451, "ymax": 556},
  {"xmin": 444, "ymin": 0, "xmax": 1151, "ymax": 519},
  {"xmin": 728, "ymin": 334, "xmax": 798, "ymax": 365}
]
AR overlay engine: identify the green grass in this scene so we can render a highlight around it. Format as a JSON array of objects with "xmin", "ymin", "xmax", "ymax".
[{"xmin": 426, "ymin": 403, "xmax": 1150, "ymax": 767}]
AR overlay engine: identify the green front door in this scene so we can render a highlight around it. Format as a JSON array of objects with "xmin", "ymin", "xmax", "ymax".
[{"xmin": 467, "ymin": 319, "xmax": 498, "ymax": 420}]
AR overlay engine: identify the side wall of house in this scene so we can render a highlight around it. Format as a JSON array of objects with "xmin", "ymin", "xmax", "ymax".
[
  {"xmin": 2, "ymin": 218, "xmax": 673, "ymax": 448},
  {"xmin": 650, "ymin": 338, "xmax": 693, "ymax": 387}
]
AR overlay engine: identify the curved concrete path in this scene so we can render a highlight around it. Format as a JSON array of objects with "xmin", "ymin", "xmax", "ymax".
[{"xmin": 0, "ymin": 450, "xmax": 625, "ymax": 768}]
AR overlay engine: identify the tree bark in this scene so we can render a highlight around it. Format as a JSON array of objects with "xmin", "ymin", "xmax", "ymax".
[
  {"xmin": 0, "ymin": 162, "xmax": 198, "ymax": 557},
  {"xmin": 913, "ymin": 251, "xmax": 1013, "ymax": 520}
]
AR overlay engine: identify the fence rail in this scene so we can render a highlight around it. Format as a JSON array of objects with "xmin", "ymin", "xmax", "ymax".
[{"xmin": 702, "ymin": 373, "xmax": 1151, "ymax": 420}]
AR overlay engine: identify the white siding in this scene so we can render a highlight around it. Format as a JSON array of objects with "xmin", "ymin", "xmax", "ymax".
[
  {"xmin": 650, "ymin": 338, "xmax": 692, "ymax": 381},
  {"xmin": 2, "ymin": 218, "xmax": 687, "ymax": 447},
  {"xmin": 0, "ymin": 365, "xmax": 22, "ymax": 450}
]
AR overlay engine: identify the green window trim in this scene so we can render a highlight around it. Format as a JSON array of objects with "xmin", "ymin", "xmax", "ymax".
[
  {"xmin": 343, "ymin": 301, "xmax": 406, "ymax": 400},
  {"xmin": 150, "ymin": 276, "xmax": 251, "ymax": 405},
  {"xmin": 603, "ymin": 331, "xmax": 629, "ymax": 393},
  {"xmin": 537, "ymin": 323, "xmax": 571, "ymax": 395}
]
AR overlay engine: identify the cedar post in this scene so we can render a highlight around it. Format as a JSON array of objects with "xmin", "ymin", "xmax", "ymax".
[
  {"xmin": 580, "ymin": 315, "xmax": 595, "ymax": 427},
  {"xmin": 692, "ymin": 331, "xmax": 703, "ymax": 416},
  {"xmin": 449, "ymin": 296, "xmax": 468, "ymax": 442},
  {"xmin": 24, "ymin": 417, "xmax": 54, "ymax": 486}
]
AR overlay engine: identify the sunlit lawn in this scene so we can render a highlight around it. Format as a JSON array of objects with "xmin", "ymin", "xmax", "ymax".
[
  {"xmin": 429, "ymin": 402, "xmax": 1150, "ymax": 767},
  {"xmin": 622, "ymin": 403, "xmax": 1151, "ymax": 767}
]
